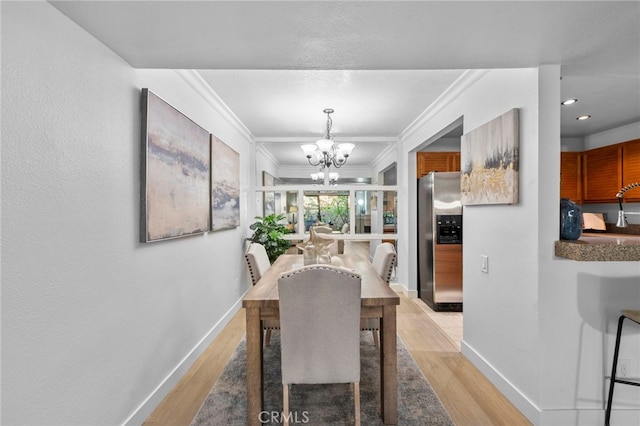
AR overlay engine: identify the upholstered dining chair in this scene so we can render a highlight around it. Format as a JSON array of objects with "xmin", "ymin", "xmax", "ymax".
[
  {"xmin": 278, "ymin": 265, "xmax": 362, "ymax": 426},
  {"xmin": 244, "ymin": 243, "xmax": 279, "ymax": 346},
  {"xmin": 362, "ymin": 242, "xmax": 397, "ymax": 347},
  {"xmin": 341, "ymin": 223, "xmax": 350, "ymax": 234},
  {"xmin": 372, "ymin": 242, "xmax": 397, "ymax": 283}
]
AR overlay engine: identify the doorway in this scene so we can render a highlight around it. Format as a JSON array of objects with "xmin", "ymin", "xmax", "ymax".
[{"xmin": 414, "ymin": 119, "xmax": 464, "ymax": 351}]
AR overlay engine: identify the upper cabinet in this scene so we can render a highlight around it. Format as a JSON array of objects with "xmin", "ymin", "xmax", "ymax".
[
  {"xmin": 561, "ymin": 139, "xmax": 640, "ymax": 204},
  {"xmin": 560, "ymin": 151, "xmax": 582, "ymax": 203},
  {"xmin": 416, "ymin": 152, "xmax": 460, "ymax": 178},
  {"xmin": 582, "ymin": 144, "xmax": 623, "ymax": 203},
  {"xmin": 623, "ymin": 140, "xmax": 640, "ymax": 199}
]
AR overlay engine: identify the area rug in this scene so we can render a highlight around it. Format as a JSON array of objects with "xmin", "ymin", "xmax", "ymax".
[{"xmin": 191, "ymin": 332, "xmax": 454, "ymax": 425}]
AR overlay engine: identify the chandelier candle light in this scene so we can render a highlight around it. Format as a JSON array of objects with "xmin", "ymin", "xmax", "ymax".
[
  {"xmin": 301, "ymin": 109, "xmax": 355, "ymax": 186},
  {"xmin": 310, "ymin": 171, "xmax": 339, "ymax": 185}
]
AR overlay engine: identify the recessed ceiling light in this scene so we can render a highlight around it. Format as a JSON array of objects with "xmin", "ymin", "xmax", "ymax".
[
  {"xmin": 562, "ymin": 98, "xmax": 578, "ymax": 105},
  {"xmin": 577, "ymin": 115, "xmax": 591, "ymax": 120}
]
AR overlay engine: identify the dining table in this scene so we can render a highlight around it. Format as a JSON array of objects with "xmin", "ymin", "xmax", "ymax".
[{"xmin": 242, "ymin": 253, "xmax": 400, "ymax": 425}]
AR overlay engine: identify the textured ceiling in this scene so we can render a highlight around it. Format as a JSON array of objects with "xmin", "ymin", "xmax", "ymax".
[{"xmin": 51, "ymin": 1, "xmax": 640, "ymax": 167}]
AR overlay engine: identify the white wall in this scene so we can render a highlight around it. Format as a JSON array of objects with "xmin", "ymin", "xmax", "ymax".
[
  {"xmin": 400, "ymin": 67, "xmax": 544, "ymax": 412},
  {"xmin": 2, "ymin": 3, "xmax": 252, "ymax": 424},
  {"xmin": 397, "ymin": 67, "xmax": 640, "ymax": 425},
  {"xmin": 561, "ymin": 137, "xmax": 584, "ymax": 152},
  {"xmin": 277, "ymin": 164, "xmax": 374, "ymax": 181},
  {"xmin": 419, "ymin": 136, "xmax": 461, "ymax": 151},
  {"xmin": 584, "ymin": 121, "xmax": 640, "ymax": 150}
]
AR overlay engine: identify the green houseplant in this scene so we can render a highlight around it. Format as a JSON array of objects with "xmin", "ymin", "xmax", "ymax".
[{"xmin": 247, "ymin": 213, "xmax": 291, "ymax": 263}]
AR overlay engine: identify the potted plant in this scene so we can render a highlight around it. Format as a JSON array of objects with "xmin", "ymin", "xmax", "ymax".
[{"xmin": 247, "ymin": 213, "xmax": 291, "ymax": 263}]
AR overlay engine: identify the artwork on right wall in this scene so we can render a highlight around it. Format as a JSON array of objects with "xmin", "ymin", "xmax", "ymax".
[{"xmin": 461, "ymin": 108, "xmax": 520, "ymax": 205}]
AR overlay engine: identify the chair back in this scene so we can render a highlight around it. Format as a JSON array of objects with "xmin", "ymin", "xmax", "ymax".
[
  {"xmin": 278, "ymin": 265, "xmax": 361, "ymax": 385},
  {"xmin": 372, "ymin": 242, "xmax": 396, "ymax": 283},
  {"xmin": 244, "ymin": 243, "xmax": 271, "ymax": 285}
]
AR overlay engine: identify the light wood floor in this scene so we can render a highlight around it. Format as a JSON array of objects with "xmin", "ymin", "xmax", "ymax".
[{"xmin": 144, "ymin": 292, "xmax": 531, "ymax": 426}]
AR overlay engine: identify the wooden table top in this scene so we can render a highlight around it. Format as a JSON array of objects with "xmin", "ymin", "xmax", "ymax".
[{"xmin": 242, "ymin": 254, "xmax": 400, "ymax": 309}]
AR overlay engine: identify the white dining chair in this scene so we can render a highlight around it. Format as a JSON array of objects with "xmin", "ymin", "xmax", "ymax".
[
  {"xmin": 244, "ymin": 242, "xmax": 279, "ymax": 346},
  {"xmin": 341, "ymin": 223, "xmax": 350, "ymax": 234},
  {"xmin": 278, "ymin": 265, "xmax": 362, "ymax": 426},
  {"xmin": 362, "ymin": 242, "xmax": 396, "ymax": 347},
  {"xmin": 372, "ymin": 242, "xmax": 397, "ymax": 283}
]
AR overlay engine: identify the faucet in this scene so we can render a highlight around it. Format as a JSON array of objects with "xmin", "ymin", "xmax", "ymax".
[{"xmin": 615, "ymin": 182, "xmax": 640, "ymax": 227}]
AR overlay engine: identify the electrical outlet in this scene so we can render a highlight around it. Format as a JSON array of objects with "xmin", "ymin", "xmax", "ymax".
[
  {"xmin": 481, "ymin": 255, "xmax": 489, "ymax": 273},
  {"xmin": 618, "ymin": 358, "xmax": 630, "ymax": 377}
]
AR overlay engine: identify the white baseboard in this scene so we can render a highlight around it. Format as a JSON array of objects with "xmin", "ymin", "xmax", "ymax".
[
  {"xmin": 539, "ymin": 408, "xmax": 640, "ymax": 426},
  {"xmin": 461, "ymin": 342, "xmax": 640, "ymax": 425},
  {"xmin": 122, "ymin": 293, "xmax": 246, "ymax": 426},
  {"xmin": 390, "ymin": 282, "xmax": 417, "ymax": 299},
  {"xmin": 461, "ymin": 340, "xmax": 540, "ymax": 423}
]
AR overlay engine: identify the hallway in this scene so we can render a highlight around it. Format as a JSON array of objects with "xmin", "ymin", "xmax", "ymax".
[{"xmin": 145, "ymin": 292, "xmax": 528, "ymax": 425}]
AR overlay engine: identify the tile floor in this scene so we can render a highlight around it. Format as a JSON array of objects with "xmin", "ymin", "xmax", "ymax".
[{"xmin": 413, "ymin": 298, "xmax": 463, "ymax": 351}]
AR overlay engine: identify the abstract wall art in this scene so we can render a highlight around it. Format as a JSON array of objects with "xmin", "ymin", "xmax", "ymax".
[
  {"xmin": 461, "ymin": 108, "xmax": 520, "ymax": 205},
  {"xmin": 210, "ymin": 135, "xmax": 240, "ymax": 231},
  {"xmin": 140, "ymin": 89, "xmax": 210, "ymax": 242}
]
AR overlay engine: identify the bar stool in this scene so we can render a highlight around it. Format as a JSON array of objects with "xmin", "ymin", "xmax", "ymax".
[{"xmin": 605, "ymin": 309, "xmax": 640, "ymax": 426}]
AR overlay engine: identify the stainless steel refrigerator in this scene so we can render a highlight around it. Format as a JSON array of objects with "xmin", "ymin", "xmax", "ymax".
[{"xmin": 417, "ymin": 172, "xmax": 463, "ymax": 311}]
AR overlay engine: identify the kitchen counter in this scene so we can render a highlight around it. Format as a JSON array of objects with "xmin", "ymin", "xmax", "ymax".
[{"xmin": 555, "ymin": 232, "xmax": 640, "ymax": 261}]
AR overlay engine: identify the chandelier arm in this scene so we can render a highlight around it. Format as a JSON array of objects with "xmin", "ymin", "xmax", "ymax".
[
  {"xmin": 307, "ymin": 157, "xmax": 321, "ymax": 167},
  {"xmin": 331, "ymin": 158, "xmax": 346, "ymax": 168},
  {"xmin": 330, "ymin": 144, "xmax": 338, "ymax": 160}
]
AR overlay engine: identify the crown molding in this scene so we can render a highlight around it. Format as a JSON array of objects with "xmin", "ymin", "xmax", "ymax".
[
  {"xmin": 256, "ymin": 142, "xmax": 280, "ymax": 167},
  {"xmin": 399, "ymin": 69, "xmax": 489, "ymax": 142},
  {"xmin": 371, "ymin": 142, "xmax": 397, "ymax": 166},
  {"xmin": 175, "ymin": 70, "xmax": 254, "ymax": 142},
  {"xmin": 254, "ymin": 136, "xmax": 397, "ymax": 144}
]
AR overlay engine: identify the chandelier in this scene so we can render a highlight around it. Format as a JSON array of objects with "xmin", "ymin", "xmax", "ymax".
[
  {"xmin": 301, "ymin": 108, "xmax": 355, "ymax": 170},
  {"xmin": 310, "ymin": 171, "xmax": 339, "ymax": 185}
]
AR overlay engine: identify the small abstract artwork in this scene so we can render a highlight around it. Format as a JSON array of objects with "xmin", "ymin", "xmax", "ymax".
[
  {"xmin": 461, "ymin": 108, "xmax": 519, "ymax": 205},
  {"xmin": 140, "ymin": 89, "xmax": 210, "ymax": 242},
  {"xmin": 210, "ymin": 135, "xmax": 240, "ymax": 231}
]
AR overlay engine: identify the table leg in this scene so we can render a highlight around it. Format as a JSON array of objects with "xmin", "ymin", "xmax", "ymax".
[
  {"xmin": 246, "ymin": 307, "xmax": 263, "ymax": 426},
  {"xmin": 380, "ymin": 305, "xmax": 398, "ymax": 425}
]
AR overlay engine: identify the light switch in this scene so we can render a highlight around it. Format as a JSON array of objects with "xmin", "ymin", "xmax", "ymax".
[{"xmin": 481, "ymin": 255, "xmax": 489, "ymax": 273}]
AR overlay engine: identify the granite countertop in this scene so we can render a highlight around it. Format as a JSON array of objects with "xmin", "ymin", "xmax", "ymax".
[{"xmin": 555, "ymin": 232, "xmax": 640, "ymax": 261}]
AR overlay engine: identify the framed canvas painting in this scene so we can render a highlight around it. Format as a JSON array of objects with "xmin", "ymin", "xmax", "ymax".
[
  {"xmin": 210, "ymin": 135, "xmax": 240, "ymax": 231},
  {"xmin": 140, "ymin": 89, "xmax": 210, "ymax": 242},
  {"xmin": 461, "ymin": 108, "xmax": 520, "ymax": 205}
]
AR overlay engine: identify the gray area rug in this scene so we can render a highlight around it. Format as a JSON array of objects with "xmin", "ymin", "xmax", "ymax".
[{"xmin": 191, "ymin": 332, "xmax": 454, "ymax": 425}]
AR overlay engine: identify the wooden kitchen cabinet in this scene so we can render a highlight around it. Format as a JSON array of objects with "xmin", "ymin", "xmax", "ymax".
[
  {"xmin": 416, "ymin": 152, "xmax": 461, "ymax": 178},
  {"xmin": 582, "ymin": 144, "xmax": 623, "ymax": 203},
  {"xmin": 560, "ymin": 139, "xmax": 640, "ymax": 204},
  {"xmin": 622, "ymin": 139, "xmax": 640, "ymax": 202},
  {"xmin": 560, "ymin": 152, "xmax": 582, "ymax": 203}
]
